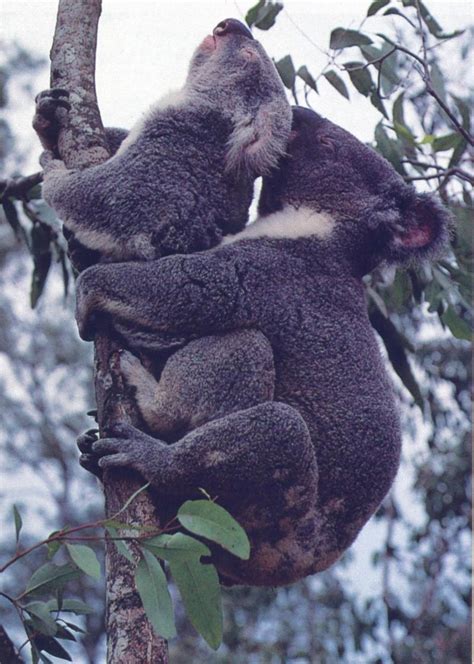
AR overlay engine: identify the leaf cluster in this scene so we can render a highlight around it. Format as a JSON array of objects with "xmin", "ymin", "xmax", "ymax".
[{"xmin": 1, "ymin": 496, "xmax": 250, "ymax": 659}]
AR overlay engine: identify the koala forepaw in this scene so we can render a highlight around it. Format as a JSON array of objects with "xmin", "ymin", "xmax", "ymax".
[
  {"xmin": 33, "ymin": 88, "xmax": 71, "ymax": 152},
  {"xmin": 77, "ymin": 428, "xmax": 102, "ymax": 478}
]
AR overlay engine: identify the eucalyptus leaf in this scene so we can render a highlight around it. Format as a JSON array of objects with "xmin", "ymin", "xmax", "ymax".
[
  {"xmin": 135, "ymin": 549, "xmax": 176, "ymax": 639},
  {"xmin": 323, "ymin": 70, "xmax": 349, "ymax": 99},
  {"xmin": 346, "ymin": 62, "xmax": 372, "ymax": 97},
  {"xmin": 169, "ymin": 557, "xmax": 222, "ymax": 650},
  {"xmin": 297, "ymin": 65, "xmax": 318, "ymax": 92},
  {"xmin": 441, "ymin": 306, "xmax": 472, "ymax": 341},
  {"xmin": 432, "ymin": 133, "xmax": 462, "ymax": 152},
  {"xmin": 143, "ymin": 532, "xmax": 211, "ymax": 562},
  {"xmin": 66, "ymin": 544, "xmax": 101, "ymax": 580},
  {"xmin": 12, "ymin": 504, "xmax": 22, "ymax": 543},
  {"xmin": 45, "ymin": 598, "xmax": 94, "ymax": 615},
  {"xmin": 178, "ymin": 500, "xmax": 250, "ymax": 560},
  {"xmin": 275, "ymin": 55, "xmax": 296, "ymax": 90},
  {"xmin": 106, "ymin": 526, "xmax": 135, "ymax": 562},
  {"xmin": 367, "ymin": 0, "xmax": 390, "ymax": 16},
  {"xmin": 24, "ymin": 563, "xmax": 80, "ymax": 596},
  {"xmin": 24, "ymin": 602, "xmax": 58, "ymax": 637},
  {"xmin": 330, "ymin": 28, "xmax": 372, "ymax": 50}
]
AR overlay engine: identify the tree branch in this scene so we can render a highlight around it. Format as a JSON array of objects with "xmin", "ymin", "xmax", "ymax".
[{"xmin": 46, "ymin": 2, "xmax": 168, "ymax": 662}]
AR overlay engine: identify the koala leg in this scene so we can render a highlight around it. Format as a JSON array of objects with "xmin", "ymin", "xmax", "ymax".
[
  {"xmin": 92, "ymin": 402, "xmax": 319, "ymax": 585},
  {"xmin": 120, "ymin": 329, "xmax": 275, "ymax": 438}
]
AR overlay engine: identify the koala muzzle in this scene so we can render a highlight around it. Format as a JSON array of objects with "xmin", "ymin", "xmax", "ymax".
[{"xmin": 213, "ymin": 18, "xmax": 254, "ymax": 40}]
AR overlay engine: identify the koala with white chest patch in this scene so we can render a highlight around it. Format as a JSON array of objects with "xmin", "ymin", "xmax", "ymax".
[
  {"xmin": 75, "ymin": 108, "xmax": 451, "ymax": 587},
  {"xmin": 33, "ymin": 19, "xmax": 291, "ymax": 267}
]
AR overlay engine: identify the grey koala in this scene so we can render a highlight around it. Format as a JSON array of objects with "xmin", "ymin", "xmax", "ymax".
[
  {"xmin": 33, "ymin": 19, "xmax": 291, "ymax": 266},
  {"xmin": 74, "ymin": 107, "xmax": 450, "ymax": 587}
]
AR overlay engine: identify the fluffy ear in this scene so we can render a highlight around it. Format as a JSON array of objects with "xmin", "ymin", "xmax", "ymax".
[
  {"xmin": 225, "ymin": 100, "xmax": 292, "ymax": 176},
  {"xmin": 378, "ymin": 188, "xmax": 452, "ymax": 265}
]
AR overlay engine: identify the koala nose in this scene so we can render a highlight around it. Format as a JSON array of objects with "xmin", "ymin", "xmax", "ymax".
[{"xmin": 213, "ymin": 18, "xmax": 254, "ymax": 40}]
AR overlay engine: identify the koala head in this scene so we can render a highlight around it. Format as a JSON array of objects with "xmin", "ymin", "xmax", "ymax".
[
  {"xmin": 185, "ymin": 18, "xmax": 292, "ymax": 176},
  {"xmin": 259, "ymin": 106, "xmax": 451, "ymax": 274}
]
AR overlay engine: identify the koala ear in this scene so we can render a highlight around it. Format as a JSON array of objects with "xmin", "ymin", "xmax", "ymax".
[
  {"xmin": 225, "ymin": 100, "xmax": 291, "ymax": 176},
  {"xmin": 379, "ymin": 189, "xmax": 452, "ymax": 265}
]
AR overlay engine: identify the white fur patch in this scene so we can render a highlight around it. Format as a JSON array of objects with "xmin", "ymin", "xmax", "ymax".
[
  {"xmin": 113, "ymin": 88, "xmax": 187, "ymax": 157},
  {"xmin": 65, "ymin": 224, "xmax": 154, "ymax": 261},
  {"xmin": 222, "ymin": 205, "xmax": 336, "ymax": 244}
]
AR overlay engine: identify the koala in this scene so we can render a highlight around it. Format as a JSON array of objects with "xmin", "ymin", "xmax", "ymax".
[
  {"xmin": 33, "ymin": 19, "xmax": 292, "ymax": 266},
  {"xmin": 74, "ymin": 107, "xmax": 450, "ymax": 587}
]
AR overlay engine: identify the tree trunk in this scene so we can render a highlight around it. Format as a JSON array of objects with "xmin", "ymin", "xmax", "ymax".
[{"xmin": 48, "ymin": 2, "xmax": 168, "ymax": 661}]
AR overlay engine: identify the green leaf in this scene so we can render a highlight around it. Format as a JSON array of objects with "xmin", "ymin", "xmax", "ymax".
[
  {"xmin": 330, "ymin": 28, "xmax": 372, "ymax": 50},
  {"xmin": 430, "ymin": 62, "xmax": 446, "ymax": 102},
  {"xmin": 452, "ymin": 95, "xmax": 471, "ymax": 132},
  {"xmin": 367, "ymin": 0, "xmax": 390, "ymax": 16},
  {"xmin": 169, "ymin": 558, "xmax": 222, "ymax": 650},
  {"xmin": 135, "ymin": 550, "xmax": 176, "ymax": 639},
  {"xmin": 449, "ymin": 137, "xmax": 468, "ymax": 168},
  {"xmin": 30, "ymin": 223, "xmax": 53, "ymax": 308},
  {"xmin": 47, "ymin": 540, "xmax": 62, "ymax": 560},
  {"xmin": 178, "ymin": 500, "xmax": 250, "ymax": 560},
  {"xmin": 345, "ymin": 62, "xmax": 372, "ymax": 97},
  {"xmin": 106, "ymin": 526, "xmax": 135, "ymax": 563},
  {"xmin": 245, "ymin": 1, "xmax": 283, "ymax": 30},
  {"xmin": 374, "ymin": 122, "xmax": 405, "ymax": 174},
  {"xmin": 45, "ymin": 598, "xmax": 94, "ymax": 615},
  {"xmin": 297, "ymin": 65, "xmax": 318, "ymax": 92},
  {"xmin": 441, "ymin": 306, "xmax": 472, "ymax": 340},
  {"xmin": 245, "ymin": 0, "xmax": 265, "ymax": 26},
  {"xmin": 392, "ymin": 92, "xmax": 405, "ymax": 127},
  {"xmin": 24, "ymin": 563, "xmax": 80, "ymax": 597},
  {"xmin": 143, "ymin": 532, "xmax": 211, "ymax": 562},
  {"xmin": 12, "ymin": 504, "xmax": 22, "ymax": 544},
  {"xmin": 24, "ymin": 602, "xmax": 58, "ymax": 637},
  {"xmin": 32, "ymin": 635, "xmax": 72, "ymax": 661},
  {"xmin": 66, "ymin": 544, "xmax": 101, "ymax": 580},
  {"xmin": 275, "ymin": 55, "xmax": 296, "ymax": 90},
  {"xmin": 393, "ymin": 122, "xmax": 417, "ymax": 147},
  {"xmin": 369, "ymin": 306, "xmax": 424, "ymax": 410},
  {"xmin": 2, "ymin": 198, "xmax": 24, "ymax": 241},
  {"xmin": 370, "ymin": 90, "xmax": 389, "ymax": 118},
  {"xmin": 54, "ymin": 625, "xmax": 76, "ymax": 642},
  {"xmin": 432, "ymin": 133, "xmax": 462, "ymax": 152},
  {"xmin": 323, "ymin": 70, "xmax": 349, "ymax": 99}
]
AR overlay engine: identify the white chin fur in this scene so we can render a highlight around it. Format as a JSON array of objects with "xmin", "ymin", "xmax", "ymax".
[{"xmin": 222, "ymin": 205, "xmax": 336, "ymax": 244}]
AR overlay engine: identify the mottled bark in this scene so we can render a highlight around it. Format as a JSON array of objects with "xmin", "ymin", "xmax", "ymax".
[{"xmin": 47, "ymin": 2, "xmax": 168, "ymax": 662}]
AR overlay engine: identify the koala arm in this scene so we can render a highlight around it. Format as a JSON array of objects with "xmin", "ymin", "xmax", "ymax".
[{"xmin": 75, "ymin": 250, "xmax": 247, "ymax": 348}]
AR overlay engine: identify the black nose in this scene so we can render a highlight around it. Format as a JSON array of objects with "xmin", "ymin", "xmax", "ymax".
[{"xmin": 213, "ymin": 18, "xmax": 254, "ymax": 39}]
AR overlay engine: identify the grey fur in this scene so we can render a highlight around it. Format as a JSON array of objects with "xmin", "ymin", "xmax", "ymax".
[
  {"xmin": 35, "ymin": 22, "xmax": 291, "ymax": 263},
  {"xmin": 75, "ymin": 107, "xmax": 450, "ymax": 586}
]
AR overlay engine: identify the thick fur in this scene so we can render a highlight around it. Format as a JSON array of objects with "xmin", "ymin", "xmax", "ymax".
[
  {"xmin": 74, "ymin": 107, "xmax": 451, "ymax": 586},
  {"xmin": 34, "ymin": 22, "xmax": 291, "ymax": 265}
]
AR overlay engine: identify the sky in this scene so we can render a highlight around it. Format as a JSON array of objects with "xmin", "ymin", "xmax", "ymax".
[{"xmin": 2, "ymin": 0, "xmax": 471, "ymax": 171}]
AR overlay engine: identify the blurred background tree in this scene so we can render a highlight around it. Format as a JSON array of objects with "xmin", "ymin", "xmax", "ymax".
[{"xmin": 0, "ymin": 0, "xmax": 471, "ymax": 661}]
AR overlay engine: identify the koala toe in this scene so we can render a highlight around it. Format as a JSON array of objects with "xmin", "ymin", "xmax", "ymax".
[
  {"xmin": 92, "ymin": 438, "xmax": 129, "ymax": 456},
  {"xmin": 77, "ymin": 428, "xmax": 99, "ymax": 453},
  {"xmin": 98, "ymin": 453, "xmax": 132, "ymax": 469},
  {"xmin": 107, "ymin": 421, "xmax": 141, "ymax": 439},
  {"xmin": 79, "ymin": 453, "xmax": 103, "ymax": 479}
]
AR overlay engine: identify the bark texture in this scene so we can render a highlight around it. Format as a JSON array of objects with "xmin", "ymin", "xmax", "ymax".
[{"xmin": 48, "ymin": 2, "xmax": 168, "ymax": 662}]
